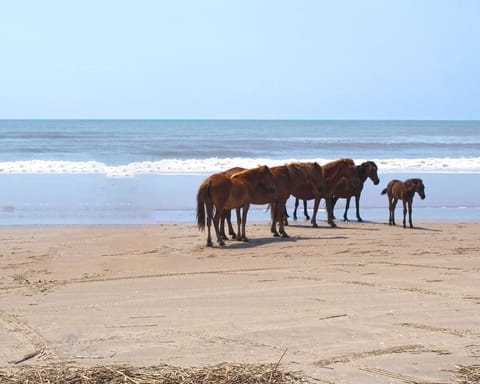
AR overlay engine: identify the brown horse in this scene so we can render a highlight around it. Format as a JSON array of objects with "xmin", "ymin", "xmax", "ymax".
[
  {"xmin": 294, "ymin": 161, "xmax": 379, "ymax": 222},
  {"xmin": 381, "ymin": 178, "xmax": 426, "ymax": 228},
  {"xmin": 196, "ymin": 165, "xmax": 275, "ymax": 246},
  {"xmin": 332, "ymin": 161, "xmax": 380, "ymax": 222},
  {"xmin": 269, "ymin": 162, "xmax": 325, "ymax": 237},
  {"xmin": 308, "ymin": 158, "xmax": 360, "ymax": 228},
  {"xmin": 221, "ymin": 162, "xmax": 325, "ymax": 239}
]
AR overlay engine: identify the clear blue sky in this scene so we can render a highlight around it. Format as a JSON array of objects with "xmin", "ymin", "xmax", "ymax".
[{"xmin": 1, "ymin": 1, "xmax": 479, "ymax": 119}]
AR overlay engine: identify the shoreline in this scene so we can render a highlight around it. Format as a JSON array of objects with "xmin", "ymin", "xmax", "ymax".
[
  {"xmin": 0, "ymin": 172, "xmax": 479, "ymax": 225},
  {"xmin": 0, "ymin": 221, "xmax": 478, "ymax": 383}
]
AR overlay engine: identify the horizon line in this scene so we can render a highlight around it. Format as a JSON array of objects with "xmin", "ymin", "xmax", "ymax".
[{"xmin": 1, "ymin": 118, "xmax": 480, "ymax": 122}]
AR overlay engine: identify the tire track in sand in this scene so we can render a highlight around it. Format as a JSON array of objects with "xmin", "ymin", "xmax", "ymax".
[{"xmin": 0, "ymin": 310, "xmax": 57, "ymax": 360}]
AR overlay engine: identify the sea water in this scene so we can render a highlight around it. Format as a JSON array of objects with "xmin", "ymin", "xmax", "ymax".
[{"xmin": 0, "ymin": 120, "xmax": 479, "ymax": 224}]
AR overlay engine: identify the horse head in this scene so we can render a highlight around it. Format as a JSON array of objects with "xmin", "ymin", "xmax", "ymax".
[
  {"xmin": 366, "ymin": 161, "xmax": 380, "ymax": 185},
  {"xmin": 407, "ymin": 178, "xmax": 426, "ymax": 200},
  {"xmin": 259, "ymin": 165, "xmax": 276, "ymax": 194}
]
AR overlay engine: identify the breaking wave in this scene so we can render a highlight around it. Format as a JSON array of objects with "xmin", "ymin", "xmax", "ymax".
[{"xmin": 1, "ymin": 157, "xmax": 479, "ymax": 177}]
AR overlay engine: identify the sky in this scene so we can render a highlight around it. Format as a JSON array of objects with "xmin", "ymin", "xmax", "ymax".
[{"xmin": 1, "ymin": 0, "xmax": 479, "ymax": 120}]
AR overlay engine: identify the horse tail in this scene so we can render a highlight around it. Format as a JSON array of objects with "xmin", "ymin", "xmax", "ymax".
[
  {"xmin": 196, "ymin": 179, "xmax": 211, "ymax": 231},
  {"xmin": 381, "ymin": 187, "xmax": 388, "ymax": 195}
]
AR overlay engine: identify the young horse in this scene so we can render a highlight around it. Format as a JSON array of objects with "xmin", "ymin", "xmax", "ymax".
[
  {"xmin": 332, "ymin": 161, "xmax": 380, "ymax": 222},
  {"xmin": 220, "ymin": 162, "xmax": 325, "ymax": 239},
  {"xmin": 308, "ymin": 158, "xmax": 360, "ymax": 228},
  {"xmin": 196, "ymin": 165, "xmax": 275, "ymax": 246},
  {"xmin": 381, "ymin": 178, "xmax": 426, "ymax": 228}
]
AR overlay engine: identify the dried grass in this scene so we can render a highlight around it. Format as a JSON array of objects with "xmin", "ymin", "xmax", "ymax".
[
  {"xmin": 2, "ymin": 362, "xmax": 478, "ymax": 383},
  {"xmin": 0, "ymin": 362, "xmax": 306, "ymax": 384},
  {"xmin": 455, "ymin": 364, "xmax": 480, "ymax": 384}
]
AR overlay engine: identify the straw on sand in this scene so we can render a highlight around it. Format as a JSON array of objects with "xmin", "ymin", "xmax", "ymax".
[
  {"xmin": 455, "ymin": 365, "xmax": 480, "ymax": 384},
  {"xmin": 0, "ymin": 362, "xmax": 306, "ymax": 384}
]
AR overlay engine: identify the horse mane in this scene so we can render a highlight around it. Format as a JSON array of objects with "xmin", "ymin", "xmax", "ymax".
[
  {"xmin": 323, "ymin": 158, "xmax": 355, "ymax": 170},
  {"xmin": 360, "ymin": 160, "xmax": 377, "ymax": 169},
  {"xmin": 231, "ymin": 165, "xmax": 268, "ymax": 179},
  {"xmin": 405, "ymin": 178, "xmax": 423, "ymax": 185}
]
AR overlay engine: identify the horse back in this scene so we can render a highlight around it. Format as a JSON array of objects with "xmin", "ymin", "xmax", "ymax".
[{"xmin": 387, "ymin": 179, "xmax": 411, "ymax": 199}]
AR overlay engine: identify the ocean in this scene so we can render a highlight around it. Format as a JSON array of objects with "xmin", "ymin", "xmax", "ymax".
[{"xmin": 0, "ymin": 120, "xmax": 479, "ymax": 224}]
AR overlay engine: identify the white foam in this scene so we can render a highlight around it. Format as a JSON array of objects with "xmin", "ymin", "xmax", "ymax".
[{"xmin": 0, "ymin": 157, "xmax": 479, "ymax": 177}]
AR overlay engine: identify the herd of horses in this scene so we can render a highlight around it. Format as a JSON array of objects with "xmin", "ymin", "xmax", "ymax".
[{"xmin": 196, "ymin": 158, "xmax": 426, "ymax": 247}]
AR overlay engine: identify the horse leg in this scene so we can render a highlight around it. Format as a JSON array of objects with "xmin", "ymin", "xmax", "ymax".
[
  {"xmin": 388, "ymin": 197, "xmax": 395, "ymax": 225},
  {"xmin": 408, "ymin": 200, "xmax": 413, "ymax": 228},
  {"xmin": 355, "ymin": 194, "xmax": 363, "ymax": 222},
  {"xmin": 278, "ymin": 200, "xmax": 289, "ymax": 238},
  {"xmin": 293, "ymin": 198, "xmax": 299, "ymax": 220},
  {"xmin": 343, "ymin": 197, "xmax": 350, "ymax": 222},
  {"xmin": 283, "ymin": 206, "xmax": 289, "ymax": 226},
  {"xmin": 303, "ymin": 200, "xmax": 310, "ymax": 220},
  {"xmin": 212, "ymin": 209, "xmax": 225, "ymax": 246},
  {"xmin": 270, "ymin": 202, "xmax": 281, "ymax": 237},
  {"xmin": 392, "ymin": 198, "xmax": 398, "ymax": 226},
  {"xmin": 206, "ymin": 214, "xmax": 213, "ymax": 246},
  {"xmin": 205, "ymin": 201, "xmax": 214, "ymax": 246},
  {"xmin": 402, "ymin": 200, "xmax": 407, "ymax": 228},
  {"xmin": 332, "ymin": 196, "xmax": 339, "ymax": 220},
  {"xmin": 311, "ymin": 197, "xmax": 320, "ymax": 227},
  {"xmin": 241, "ymin": 204, "xmax": 250, "ymax": 242},
  {"xmin": 226, "ymin": 209, "xmax": 236, "ymax": 239},
  {"xmin": 219, "ymin": 210, "xmax": 227, "ymax": 240},
  {"xmin": 235, "ymin": 207, "xmax": 243, "ymax": 241},
  {"xmin": 326, "ymin": 197, "xmax": 337, "ymax": 228}
]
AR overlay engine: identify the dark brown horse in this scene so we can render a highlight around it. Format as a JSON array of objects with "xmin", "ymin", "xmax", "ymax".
[
  {"xmin": 269, "ymin": 162, "xmax": 325, "ymax": 237},
  {"xmin": 381, "ymin": 178, "xmax": 426, "ymax": 228},
  {"xmin": 196, "ymin": 165, "xmax": 275, "ymax": 246},
  {"xmin": 221, "ymin": 162, "xmax": 325, "ymax": 239},
  {"xmin": 308, "ymin": 158, "xmax": 360, "ymax": 228},
  {"xmin": 293, "ymin": 160, "xmax": 375, "ymax": 224},
  {"xmin": 332, "ymin": 161, "xmax": 380, "ymax": 222}
]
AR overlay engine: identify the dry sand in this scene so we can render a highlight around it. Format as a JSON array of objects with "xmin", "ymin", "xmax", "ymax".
[{"xmin": 0, "ymin": 220, "xmax": 479, "ymax": 383}]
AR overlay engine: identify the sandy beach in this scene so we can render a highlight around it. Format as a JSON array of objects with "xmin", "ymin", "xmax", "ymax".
[{"xmin": 0, "ymin": 220, "xmax": 479, "ymax": 383}]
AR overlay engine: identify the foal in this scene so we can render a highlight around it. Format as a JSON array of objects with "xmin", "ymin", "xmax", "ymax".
[{"xmin": 381, "ymin": 178, "xmax": 426, "ymax": 228}]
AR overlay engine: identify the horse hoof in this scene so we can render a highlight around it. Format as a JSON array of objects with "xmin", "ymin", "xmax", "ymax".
[
  {"xmin": 207, "ymin": 242, "xmax": 213, "ymax": 247},
  {"xmin": 357, "ymin": 218, "xmax": 364, "ymax": 222},
  {"xmin": 243, "ymin": 238, "xmax": 249, "ymax": 242},
  {"xmin": 281, "ymin": 233, "xmax": 289, "ymax": 238},
  {"xmin": 312, "ymin": 223, "xmax": 319, "ymax": 228},
  {"xmin": 273, "ymin": 232, "xmax": 280, "ymax": 237}
]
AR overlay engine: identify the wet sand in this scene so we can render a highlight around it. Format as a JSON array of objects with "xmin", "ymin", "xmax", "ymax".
[{"xmin": 0, "ymin": 221, "xmax": 479, "ymax": 383}]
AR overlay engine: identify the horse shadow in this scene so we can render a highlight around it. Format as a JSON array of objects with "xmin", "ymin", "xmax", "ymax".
[
  {"xmin": 286, "ymin": 221, "xmax": 382, "ymax": 232},
  {"xmin": 222, "ymin": 235, "xmax": 298, "ymax": 249}
]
